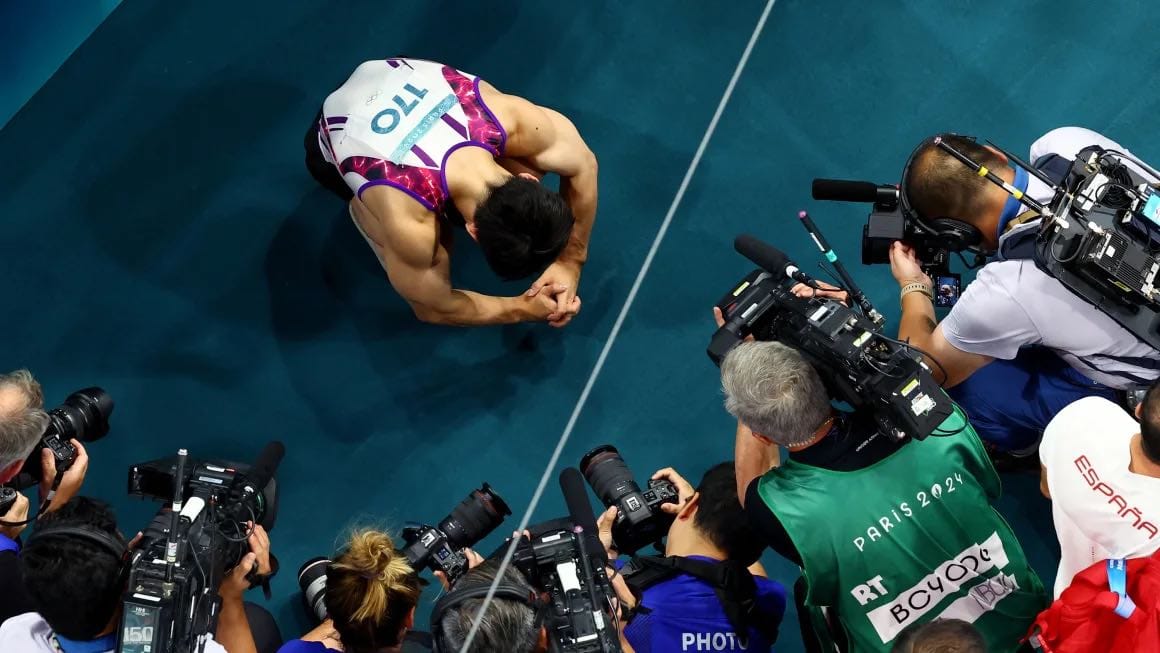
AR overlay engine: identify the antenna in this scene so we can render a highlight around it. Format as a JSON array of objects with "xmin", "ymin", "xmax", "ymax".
[
  {"xmin": 798, "ymin": 210, "xmax": 884, "ymax": 325},
  {"xmin": 934, "ymin": 137, "xmax": 1051, "ymax": 216}
]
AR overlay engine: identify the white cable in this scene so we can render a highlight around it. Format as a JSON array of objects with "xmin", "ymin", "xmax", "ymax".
[{"xmin": 457, "ymin": 1, "xmax": 779, "ymax": 649}]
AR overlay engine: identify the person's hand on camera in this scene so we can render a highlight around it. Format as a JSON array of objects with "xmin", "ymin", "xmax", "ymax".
[
  {"xmin": 40, "ymin": 440, "xmax": 88, "ymax": 512},
  {"xmin": 220, "ymin": 523, "xmax": 271, "ymax": 600},
  {"xmin": 712, "ymin": 307, "xmax": 756, "ymax": 342},
  {"xmin": 791, "ymin": 281, "xmax": 850, "ymax": 305},
  {"xmin": 433, "ymin": 547, "xmax": 484, "ymax": 590},
  {"xmin": 596, "ymin": 506, "xmax": 620, "ymax": 560},
  {"xmin": 889, "ymin": 241, "xmax": 933, "ymax": 287},
  {"xmin": 0, "ymin": 492, "xmax": 30, "ymax": 540},
  {"xmin": 651, "ymin": 468, "xmax": 695, "ymax": 515}
]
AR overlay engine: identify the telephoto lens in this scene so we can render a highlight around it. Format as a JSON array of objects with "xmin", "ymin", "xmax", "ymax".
[
  {"xmin": 47, "ymin": 387, "xmax": 114, "ymax": 443},
  {"xmin": 11, "ymin": 387, "xmax": 114, "ymax": 489},
  {"xmin": 439, "ymin": 482, "xmax": 512, "ymax": 547},
  {"xmin": 298, "ymin": 557, "xmax": 331, "ymax": 623},
  {"xmin": 580, "ymin": 444, "xmax": 678, "ymax": 554}
]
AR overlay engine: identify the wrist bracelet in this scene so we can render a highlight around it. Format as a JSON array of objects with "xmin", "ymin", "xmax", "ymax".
[{"xmin": 900, "ymin": 282, "xmax": 933, "ymax": 305}]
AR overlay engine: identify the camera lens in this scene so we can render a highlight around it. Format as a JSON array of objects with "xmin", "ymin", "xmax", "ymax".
[
  {"xmin": 439, "ymin": 483, "xmax": 512, "ymax": 549},
  {"xmin": 298, "ymin": 557, "xmax": 330, "ymax": 623},
  {"xmin": 579, "ymin": 445, "xmax": 641, "ymax": 508},
  {"xmin": 46, "ymin": 387, "xmax": 114, "ymax": 443}
]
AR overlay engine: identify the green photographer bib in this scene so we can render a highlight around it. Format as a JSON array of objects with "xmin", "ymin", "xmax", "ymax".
[{"xmin": 757, "ymin": 407, "xmax": 1046, "ymax": 653}]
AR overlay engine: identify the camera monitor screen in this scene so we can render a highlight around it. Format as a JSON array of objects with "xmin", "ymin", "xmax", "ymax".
[
  {"xmin": 120, "ymin": 601, "xmax": 161, "ymax": 653},
  {"xmin": 936, "ymin": 274, "xmax": 962, "ymax": 308}
]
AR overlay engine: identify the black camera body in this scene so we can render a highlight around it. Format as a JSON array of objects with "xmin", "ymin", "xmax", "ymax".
[
  {"xmin": 119, "ymin": 444, "xmax": 282, "ymax": 653},
  {"xmin": 865, "ymin": 204, "xmax": 953, "ymax": 271},
  {"xmin": 7, "ymin": 387, "xmax": 113, "ymax": 491},
  {"xmin": 709, "ymin": 269, "xmax": 953, "ymax": 441},
  {"xmin": 402, "ymin": 523, "xmax": 476, "ymax": 585},
  {"xmin": 511, "ymin": 519, "xmax": 622, "ymax": 653},
  {"xmin": 579, "ymin": 445, "xmax": 678, "ymax": 555},
  {"xmin": 812, "ymin": 180, "xmax": 968, "ymax": 306},
  {"xmin": 401, "ymin": 483, "xmax": 510, "ymax": 586},
  {"xmin": 0, "ymin": 487, "xmax": 17, "ymax": 514}
]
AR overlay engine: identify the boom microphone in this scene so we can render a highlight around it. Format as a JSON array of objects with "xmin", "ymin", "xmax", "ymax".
[
  {"xmin": 812, "ymin": 178, "xmax": 900, "ymax": 207},
  {"xmin": 559, "ymin": 466, "xmax": 606, "ymax": 563},
  {"xmin": 245, "ymin": 441, "xmax": 286, "ymax": 492},
  {"xmin": 734, "ymin": 234, "xmax": 817, "ymax": 287}
]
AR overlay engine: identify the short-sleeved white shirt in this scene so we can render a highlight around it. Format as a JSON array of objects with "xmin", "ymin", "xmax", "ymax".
[
  {"xmin": 940, "ymin": 127, "xmax": 1160, "ymax": 389},
  {"xmin": 1040, "ymin": 396, "xmax": 1160, "ymax": 597},
  {"xmin": 0, "ymin": 612, "xmax": 228, "ymax": 653}
]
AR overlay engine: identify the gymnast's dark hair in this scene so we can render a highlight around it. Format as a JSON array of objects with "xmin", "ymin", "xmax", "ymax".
[
  {"xmin": 20, "ymin": 497, "xmax": 126, "ymax": 640},
  {"xmin": 474, "ymin": 177, "xmax": 574, "ymax": 280}
]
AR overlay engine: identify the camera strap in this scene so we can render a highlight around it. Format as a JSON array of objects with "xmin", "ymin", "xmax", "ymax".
[
  {"xmin": 621, "ymin": 555, "xmax": 771, "ymax": 646},
  {"xmin": 0, "ymin": 468, "xmax": 65, "ymax": 529}
]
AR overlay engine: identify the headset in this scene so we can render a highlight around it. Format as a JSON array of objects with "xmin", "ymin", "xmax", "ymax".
[
  {"xmin": 26, "ymin": 522, "xmax": 130, "ymax": 566},
  {"xmin": 22, "ymin": 521, "xmax": 134, "ymax": 628},
  {"xmin": 897, "ymin": 133, "xmax": 988, "ymax": 253},
  {"xmin": 429, "ymin": 579, "xmax": 550, "ymax": 653}
]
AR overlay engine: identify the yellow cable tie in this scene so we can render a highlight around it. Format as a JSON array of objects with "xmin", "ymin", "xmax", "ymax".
[{"xmin": 977, "ymin": 166, "xmax": 989, "ymax": 177}]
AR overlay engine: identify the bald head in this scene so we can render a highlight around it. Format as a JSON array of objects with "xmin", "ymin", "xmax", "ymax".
[
  {"xmin": 903, "ymin": 134, "xmax": 1008, "ymax": 233},
  {"xmin": 0, "ymin": 370, "xmax": 49, "ymax": 474}
]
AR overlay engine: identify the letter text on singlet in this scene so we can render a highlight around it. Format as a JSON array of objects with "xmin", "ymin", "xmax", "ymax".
[{"xmin": 864, "ymin": 532, "xmax": 1011, "ymax": 644}]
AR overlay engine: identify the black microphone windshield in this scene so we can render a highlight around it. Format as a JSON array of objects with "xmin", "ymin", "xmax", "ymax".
[
  {"xmin": 811, "ymin": 178, "xmax": 880, "ymax": 203},
  {"xmin": 559, "ymin": 467, "xmax": 605, "ymax": 562},
  {"xmin": 734, "ymin": 234, "xmax": 791, "ymax": 277},
  {"xmin": 246, "ymin": 441, "xmax": 286, "ymax": 491}
]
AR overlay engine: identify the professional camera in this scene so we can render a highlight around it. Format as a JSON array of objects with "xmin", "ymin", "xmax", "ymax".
[
  {"xmin": 579, "ymin": 445, "xmax": 678, "ymax": 555},
  {"xmin": 118, "ymin": 443, "xmax": 283, "ymax": 653},
  {"xmin": 401, "ymin": 483, "xmax": 511, "ymax": 586},
  {"xmin": 508, "ymin": 521, "xmax": 621, "ymax": 653},
  {"xmin": 0, "ymin": 487, "xmax": 18, "ymax": 515},
  {"xmin": 506, "ymin": 468, "xmax": 621, "ymax": 653},
  {"xmin": 6, "ymin": 387, "xmax": 113, "ymax": 490},
  {"xmin": 810, "ymin": 179, "xmax": 972, "ymax": 305},
  {"xmin": 708, "ymin": 234, "xmax": 954, "ymax": 442}
]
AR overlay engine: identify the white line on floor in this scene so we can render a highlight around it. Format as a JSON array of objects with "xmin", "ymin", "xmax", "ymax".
[{"xmin": 459, "ymin": 1, "xmax": 780, "ymax": 648}]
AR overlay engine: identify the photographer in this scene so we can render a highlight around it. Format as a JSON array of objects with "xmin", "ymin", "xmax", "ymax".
[
  {"xmin": 892, "ymin": 127, "xmax": 1160, "ymax": 452},
  {"xmin": 594, "ymin": 463, "xmax": 786, "ymax": 652},
  {"xmin": 431, "ymin": 557, "xmax": 548, "ymax": 653},
  {"xmin": 280, "ymin": 529, "xmax": 427, "ymax": 653},
  {"xmin": 0, "ymin": 496, "xmax": 282, "ymax": 653},
  {"xmin": 717, "ymin": 331, "xmax": 1047, "ymax": 652},
  {"xmin": 0, "ymin": 369, "xmax": 91, "ymax": 623}
]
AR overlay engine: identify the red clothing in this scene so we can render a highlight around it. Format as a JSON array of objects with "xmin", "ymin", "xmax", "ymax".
[{"xmin": 1031, "ymin": 553, "xmax": 1160, "ymax": 652}]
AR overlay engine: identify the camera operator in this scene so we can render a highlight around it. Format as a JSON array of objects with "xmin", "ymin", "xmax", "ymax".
[
  {"xmin": 1039, "ymin": 378, "xmax": 1160, "ymax": 598},
  {"xmin": 0, "ymin": 496, "xmax": 282, "ymax": 653},
  {"xmin": 431, "ymin": 557, "xmax": 549, "ymax": 653},
  {"xmin": 281, "ymin": 529, "xmax": 428, "ymax": 653},
  {"xmin": 593, "ymin": 462, "xmax": 786, "ymax": 652},
  {"xmin": 892, "ymin": 127, "xmax": 1160, "ymax": 453},
  {"xmin": 715, "ymin": 314, "xmax": 1047, "ymax": 652},
  {"xmin": 0, "ymin": 369, "xmax": 91, "ymax": 623}
]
